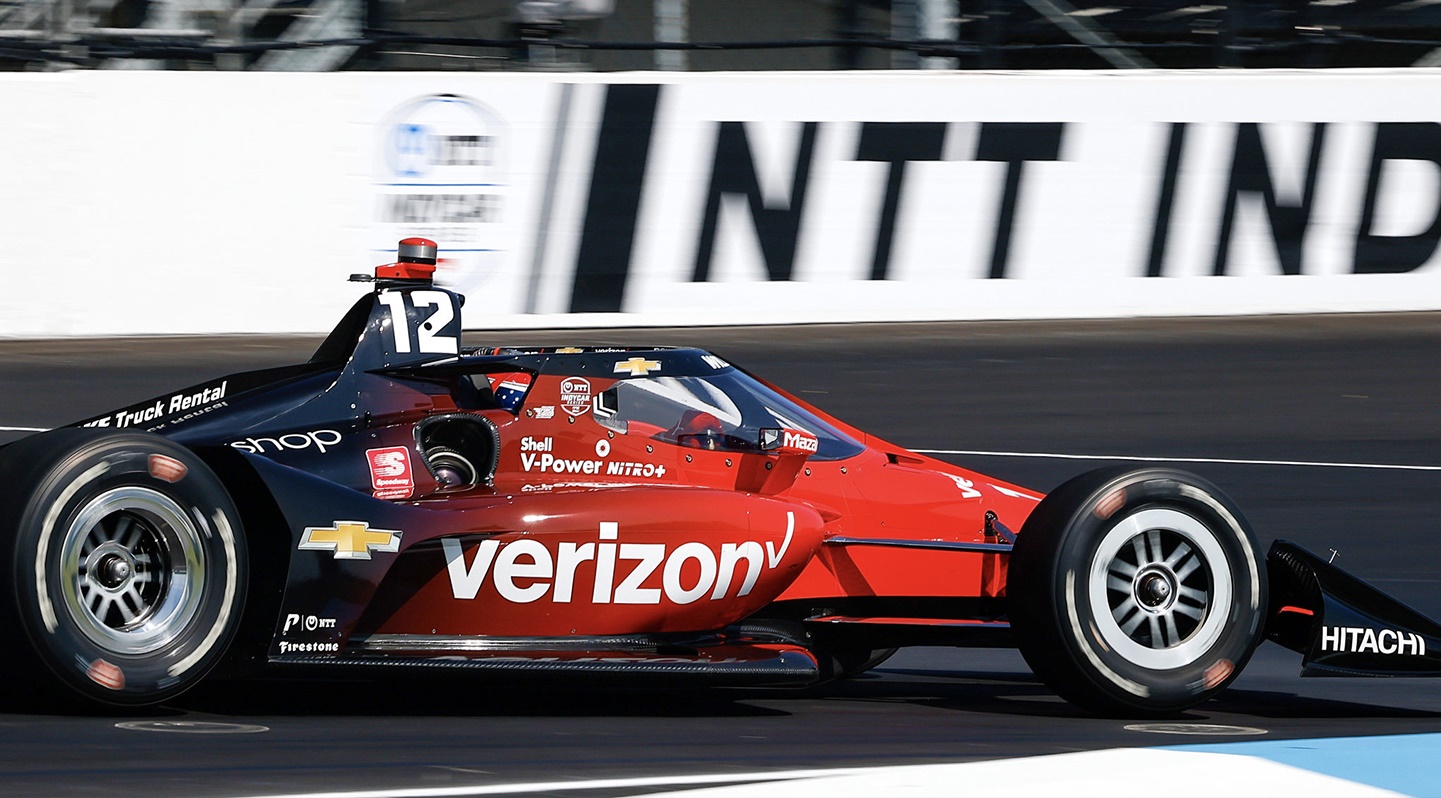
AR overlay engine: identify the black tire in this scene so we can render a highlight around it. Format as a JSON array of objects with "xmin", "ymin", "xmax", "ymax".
[
  {"xmin": 1007, "ymin": 467, "xmax": 1266, "ymax": 717},
  {"xmin": 0, "ymin": 429, "xmax": 247, "ymax": 707}
]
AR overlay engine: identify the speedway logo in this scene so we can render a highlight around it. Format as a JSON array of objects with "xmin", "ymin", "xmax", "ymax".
[
  {"xmin": 367, "ymin": 446, "xmax": 415, "ymax": 499},
  {"xmin": 442, "ymin": 517, "xmax": 795, "ymax": 605},
  {"xmin": 1320, "ymin": 625, "xmax": 1427, "ymax": 657}
]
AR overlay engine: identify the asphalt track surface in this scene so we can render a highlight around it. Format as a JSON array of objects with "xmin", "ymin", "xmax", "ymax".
[{"xmin": 2, "ymin": 313, "xmax": 1441, "ymax": 797}]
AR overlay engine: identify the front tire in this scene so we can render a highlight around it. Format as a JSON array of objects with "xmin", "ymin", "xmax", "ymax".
[
  {"xmin": 1007, "ymin": 467, "xmax": 1266, "ymax": 716},
  {"xmin": 0, "ymin": 429, "xmax": 247, "ymax": 706}
]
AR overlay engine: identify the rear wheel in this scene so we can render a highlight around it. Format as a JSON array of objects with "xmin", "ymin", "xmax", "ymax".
[
  {"xmin": 0, "ymin": 429, "xmax": 247, "ymax": 706},
  {"xmin": 1007, "ymin": 467, "xmax": 1266, "ymax": 716}
]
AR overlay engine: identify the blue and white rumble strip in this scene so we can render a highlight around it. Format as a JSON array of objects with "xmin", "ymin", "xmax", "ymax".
[{"xmin": 234, "ymin": 733, "xmax": 1439, "ymax": 798}]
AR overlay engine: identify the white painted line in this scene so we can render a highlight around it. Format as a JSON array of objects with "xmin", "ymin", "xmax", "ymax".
[
  {"xmin": 0, "ymin": 425, "xmax": 45, "ymax": 432},
  {"xmin": 640, "ymin": 750, "xmax": 1407, "ymax": 797},
  {"xmin": 914, "ymin": 448, "xmax": 1441, "ymax": 473},
  {"xmin": 226, "ymin": 768, "xmax": 862, "ymax": 798},
  {"xmin": 224, "ymin": 751, "xmax": 1406, "ymax": 798}
]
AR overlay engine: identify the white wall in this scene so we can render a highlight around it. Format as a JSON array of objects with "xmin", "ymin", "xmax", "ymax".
[{"xmin": 2, "ymin": 69, "xmax": 1440, "ymax": 336}]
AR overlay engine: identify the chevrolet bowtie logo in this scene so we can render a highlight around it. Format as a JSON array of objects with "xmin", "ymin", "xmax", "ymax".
[
  {"xmin": 299, "ymin": 521, "xmax": 402, "ymax": 560},
  {"xmin": 613, "ymin": 357, "xmax": 662, "ymax": 376}
]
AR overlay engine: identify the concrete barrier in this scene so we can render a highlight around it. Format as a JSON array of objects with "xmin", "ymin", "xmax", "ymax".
[{"xmin": 3, "ymin": 69, "xmax": 1440, "ymax": 336}]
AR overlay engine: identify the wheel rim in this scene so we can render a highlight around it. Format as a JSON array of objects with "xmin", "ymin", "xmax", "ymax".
[
  {"xmin": 1087, "ymin": 507, "xmax": 1232, "ymax": 670},
  {"xmin": 58, "ymin": 487, "xmax": 206, "ymax": 655}
]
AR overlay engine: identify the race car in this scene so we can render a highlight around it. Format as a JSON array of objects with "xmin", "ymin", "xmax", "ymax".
[{"xmin": 1, "ymin": 237, "xmax": 1437, "ymax": 717}]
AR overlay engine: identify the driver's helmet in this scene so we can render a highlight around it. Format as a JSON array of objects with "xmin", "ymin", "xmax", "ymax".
[
  {"xmin": 673, "ymin": 409, "xmax": 724, "ymax": 450},
  {"xmin": 489, "ymin": 372, "xmax": 532, "ymax": 411}
]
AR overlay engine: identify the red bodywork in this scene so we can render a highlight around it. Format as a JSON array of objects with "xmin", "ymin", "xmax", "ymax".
[{"xmin": 356, "ymin": 367, "xmax": 1040, "ymax": 640}]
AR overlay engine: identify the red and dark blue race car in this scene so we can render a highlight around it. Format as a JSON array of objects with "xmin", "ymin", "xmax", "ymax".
[{"xmin": 2, "ymin": 238, "xmax": 1437, "ymax": 716}]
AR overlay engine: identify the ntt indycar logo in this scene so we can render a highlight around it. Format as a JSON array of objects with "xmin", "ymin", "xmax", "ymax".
[
  {"xmin": 442, "ymin": 516, "xmax": 795, "ymax": 605},
  {"xmin": 1321, "ymin": 625, "xmax": 1427, "ymax": 656}
]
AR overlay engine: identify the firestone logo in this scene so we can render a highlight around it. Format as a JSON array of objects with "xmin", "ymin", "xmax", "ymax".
[{"xmin": 442, "ymin": 516, "xmax": 796, "ymax": 606}]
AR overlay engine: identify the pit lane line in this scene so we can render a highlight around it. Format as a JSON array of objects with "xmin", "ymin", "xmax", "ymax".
[
  {"xmin": 3, "ymin": 426, "xmax": 1439, "ymax": 474},
  {"xmin": 914, "ymin": 449, "xmax": 1441, "ymax": 472}
]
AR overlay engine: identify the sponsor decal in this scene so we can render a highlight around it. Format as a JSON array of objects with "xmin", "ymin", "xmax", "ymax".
[
  {"xmin": 701, "ymin": 355, "xmax": 730, "ymax": 370},
  {"xmin": 946, "ymin": 474, "xmax": 982, "ymax": 499},
  {"xmin": 281, "ymin": 613, "xmax": 338, "ymax": 635},
  {"xmin": 442, "ymin": 515, "xmax": 795, "ymax": 606},
  {"xmin": 230, "ymin": 429, "xmax": 343, "ymax": 456},
  {"xmin": 555, "ymin": 347, "xmax": 584, "ymax": 354},
  {"xmin": 298, "ymin": 521, "xmax": 402, "ymax": 560},
  {"xmin": 988, "ymin": 483, "xmax": 1044, "ymax": 502},
  {"xmin": 367, "ymin": 446, "xmax": 415, "ymax": 500},
  {"xmin": 277, "ymin": 641, "xmax": 341, "ymax": 654},
  {"xmin": 484, "ymin": 654, "xmax": 743, "ymax": 665},
  {"xmin": 518, "ymin": 436, "xmax": 667, "ymax": 478},
  {"xmin": 529, "ymin": 405, "xmax": 556, "ymax": 419},
  {"xmin": 1321, "ymin": 625, "xmax": 1427, "ymax": 656},
  {"xmin": 147, "ymin": 454, "xmax": 187, "ymax": 483},
  {"xmin": 1094, "ymin": 488, "xmax": 1127, "ymax": 520},
  {"xmin": 1202, "ymin": 658, "xmax": 1234, "ymax": 690},
  {"xmin": 88, "ymin": 381, "xmax": 230, "ymax": 429},
  {"xmin": 613, "ymin": 357, "xmax": 662, "ymax": 377},
  {"xmin": 560, "ymin": 377, "xmax": 592, "ymax": 417},
  {"xmin": 760, "ymin": 427, "xmax": 818, "ymax": 455},
  {"xmin": 782, "ymin": 430, "xmax": 818, "ymax": 453},
  {"xmin": 87, "ymin": 659, "xmax": 125, "ymax": 690}
]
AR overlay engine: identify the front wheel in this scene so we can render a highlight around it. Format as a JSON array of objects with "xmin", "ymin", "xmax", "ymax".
[
  {"xmin": 1006, "ymin": 467, "xmax": 1266, "ymax": 717},
  {"xmin": 0, "ymin": 429, "xmax": 247, "ymax": 706}
]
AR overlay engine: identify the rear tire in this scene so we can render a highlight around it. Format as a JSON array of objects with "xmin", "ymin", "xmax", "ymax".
[
  {"xmin": 1007, "ymin": 467, "xmax": 1266, "ymax": 717},
  {"xmin": 0, "ymin": 429, "xmax": 247, "ymax": 707}
]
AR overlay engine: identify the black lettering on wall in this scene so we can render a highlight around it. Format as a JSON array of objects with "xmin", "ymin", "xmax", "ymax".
[
  {"xmin": 854, "ymin": 122, "xmax": 947, "ymax": 280},
  {"xmin": 693, "ymin": 121, "xmax": 820, "ymax": 283},
  {"xmin": 1146, "ymin": 123, "xmax": 1187, "ymax": 277},
  {"xmin": 1213, "ymin": 122, "xmax": 1327, "ymax": 276},
  {"xmin": 569, "ymin": 84, "xmax": 661, "ymax": 313},
  {"xmin": 1354, "ymin": 122, "xmax": 1441, "ymax": 274},
  {"xmin": 974, "ymin": 123, "xmax": 1065, "ymax": 279}
]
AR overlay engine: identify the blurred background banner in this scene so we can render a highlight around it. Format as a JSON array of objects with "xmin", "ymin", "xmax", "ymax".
[{"xmin": 3, "ymin": 69, "xmax": 1441, "ymax": 336}]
